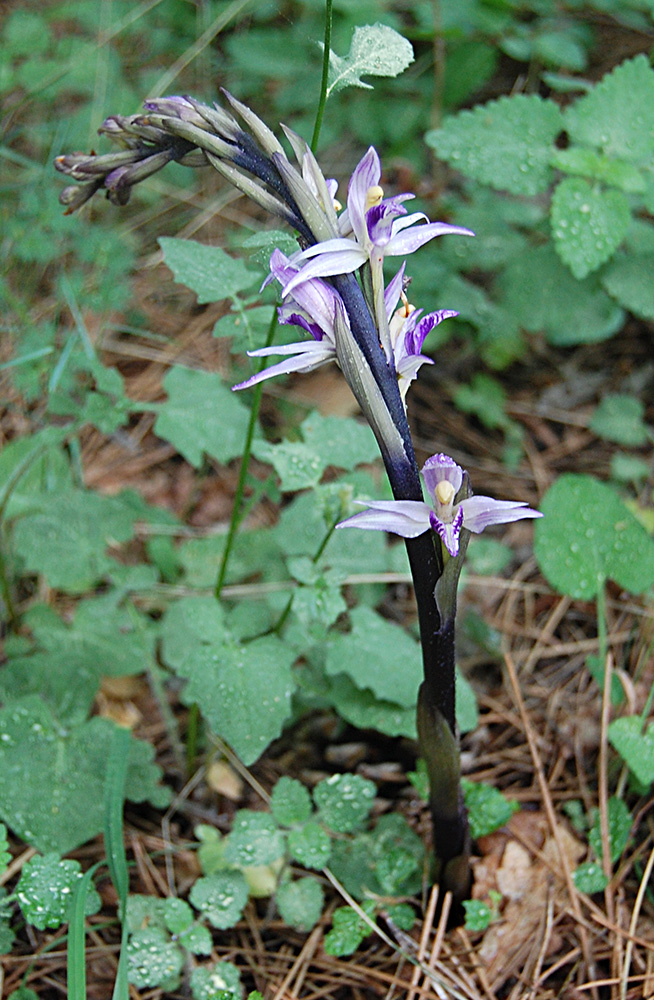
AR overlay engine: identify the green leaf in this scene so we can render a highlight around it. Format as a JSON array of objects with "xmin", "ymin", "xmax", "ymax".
[
  {"xmin": 453, "ymin": 373, "xmax": 511, "ymax": 431},
  {"xmin": 456, "ymin": 670, "xmax": 479, "ymax": 735},
  {"xmin": 190, "ymin": 872, "xmax": 249, "ymax": 929},
  {"xmin": 534, "ymin": 474, "xmax": 654, "ymax": 599},
  {"xmin": 426, "ymin": 94, "xmax": 563, "ymax": 196},
  {"xmin": 127, "ymin": 926, "xmax": 183, "ymax": 990},
  {"xmin": 327, "ymin": 24, "xmax": 413, "ymax": 96},
  {"xmin": 178, "ymin": 923, "xmax": 213, "ymax": 956},
  {"xmin": 300, "ymin": 412, "xmax": 378, "ymax": 471},
  {"xmin": 602, "ymin": 254, "xmax": 654, "ymax": 321},
  {"xmin": 611, "ymin": 453, "xmax": 651, "ymax": 485},
  {"xmin": 0, "ymin": 824, "xmax": 10, "ymax": 873},
  {"xmin": 10, "ymin": 489, "xmax": 136, "ymax": 592},
  {"xmin": 563, "ymin": 55, "xmax": 654, "ymax": 164},
  {"xmin": 323, "ymin": 901, "xmax": 376, "ymax": 956},
  {"xmin": 0, "ymin": 697, "xmax": 170, "ymax": 853},
  {"xmin": 313, "ymin": 773, "xmax": 376, "ymax": 833},
  {"xmin": 15, "ymin": 854, "xmax": 101, "ymax": 930},
  {"xmin": 573, "ymin": 862, "xmax": 608, "ymax": 894},
  {"xmin": 551, "ymin": 177, "xmax": 631, "ymax": 279},
  {"xmin": 191, "ymin": 962, "xmax": 241, "ymax": 1000},
  {"xmin": 497, "ymin": 245, "xmax": 624, "ymax": 346},
  {"xmin": 462, "ymin": 781, "xmax": 519, "ymax": 839},
  {"xmin": 223, "ymin": 811, "xmax": 286, "ymax": 867},
  {"xmin": 325, "ymin": 606, "xmax": 422, "ymax": 708},
  {"xmin": 154, "ymin": 366, "xmax": 250, "ymax": 467},
  {"xmin": 276, "ymin": 877, "xmax": 324, "ymax": 932},
  {"xmin": 241, "ymin": 229, "xmax": 299, "ymax": 268},
  {"xmin": 551, "ymin": 148, "xmax": 645, "ymax": 194},
  {"xmin": 287, "ymin": 823, "xmax": 332, "ymax": 869},
  {"xmin": 463, "ymin": 898, "xmax": 493, "ymax": 932},
  {"xmin": 590, "ymin": 394, "xmax": 649, "ymax": 446},
  {"xmin": 271, "ymin": 777, "xmax": 312, "ymax": 827},
  {"xmin": 608, "ymin": 717, "xmax": 654, "ymax": 786},
  {"xmin": 161, "ymin": 597, "xmax": 295, "ymax": 766},
  {"xmin": 159, "ymin": 238, "xmax": 256, "ymax": 303},
  {"xmin": 162, "ymin": 898, "xmax": 194, "ymax": 934},
  {"xmin": 589, "ymin": 796, "xmax": 631, "ymax": 864},
  {"xmin": 466, "ymin": 538, "xmax": 513, "ymax": 576},
  {"xmin": 252, "ymin": 439, "xmax": 325, "ymax": 492},
  {"xmin": 327, "ymin": 674, "xmax": 417, "ymax": 738},
  {"xmin": 213, "ymin": 304, "xmax": 272, "ymax": 354}
]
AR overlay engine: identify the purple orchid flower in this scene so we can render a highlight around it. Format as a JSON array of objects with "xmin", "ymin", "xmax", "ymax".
[{"xmin": 336, "ymin": 452, "xmax": 542, "ymax": 557}]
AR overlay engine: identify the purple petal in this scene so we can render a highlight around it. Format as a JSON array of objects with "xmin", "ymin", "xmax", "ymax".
[
  {"xmin": 406, "ymin": 309, "xmax": 458, "ymax": 354},
  {"xmin": 459, "ymin": 497, "xmax": 543, "ymax": 533},
  {"xmin": 336, "ymin": 499, "xmax": 432, "ymax": 538},
  {"xmin": 385, "ymin": 221, "xmax": 475, "ymax": 257},
  {"xmin": 281, "ymin": 247, "xmax": 367, "ymax": 297},
  {"xmin": 347, "ymin": 147, "xmax": 381, "ymax": 245},
  {"xmin": 422, "ymin": 454, "xmax": 464, "ymax": 501},
  {"xmin": 233, "ymin": 343, "xmax": 336, "ymax": 390},
  {"xmin": 429, "ymin": 506, "xmax": 464, "ymax": 557},
  {"xmin": 279, "ymin": 312, "xmax": 324, "ymax": 341},
  {"xmin": 384, "ymin": 263, "xmax": 406, "ymax": 318}
]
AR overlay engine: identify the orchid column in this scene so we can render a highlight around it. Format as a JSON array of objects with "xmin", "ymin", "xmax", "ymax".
[{"xmin": 55, "ymin": 93, "xmax": 540, "ymax": 909}]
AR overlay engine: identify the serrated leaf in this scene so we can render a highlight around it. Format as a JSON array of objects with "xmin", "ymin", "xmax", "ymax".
[
  {"xmin": 313, "ymin": 773, "xmax": 376, "ymax": 833},
  {"xmin": 327, "ymin": 674, "xmax": 416, "ymax": 738},
  {"xmin": 127, "ymin": 926, "xmax": 183, "ymax": 990},
  {"xmin": 590, "ymin": 394, "xmax": 649, "ymax": 446},
  {"xmin": 163, "ymin": 897, "xmax": 194, "ymax": 934},
  {"xmin": 551, "ymin": 148, "xmax": 645, "ymax": 193},
  {"xmin": 213, "ymin": 305, "xmax": 273, "ymax": 354},
  {"xmin": 10, "ymin": 489, "xmax": 136, "ymax": 592},
  {"xmin": 223, "ymin": 811, "xmax": 286, "ymax": 867},
  {"xmin": 426, "ymin": 94, "xmax": 563, "ymax": 196},
  {"xmin": 0, "ymin": 824, "xmax": 10, "ymax": 872},
  {"xmin": 563, "ymin": 55, "xmax": 654, "ymax": 164},
  {"xmin": 252, "ymin": 439, "xmax": 325, "ymax": 491},
  {"xmin": 551, "ymin": 177, "xmax": 630, "ymax": 278},
  {"xmin": 154, "ymin": 366, "xmax": 250, "ymax": 467},
  {"xmin": 325, "ymin": 606, "xmax": 422, "ymax": 708},
  {"xmin": 287, "ymin": 822, "xmax": 332, "ymax": 869},
  {"xmin": 0, "ymin": 697, "xmax": 170, "ymax": 853},
  {"xmin": 191, "ymin": 962, "xmax": 241, "ymax": 1000},
  {"xmin": 534, "ymin": 474, "xmax": 654, "ymax": 599},
  {"xmin": 271, "ymin": 776, "xmax": 312, "ymax": 827},
  {"xmin": 178, "ymin": 923, "xmax": 213, "ymax": 956},
  {"xmin": 602, "ymin": 254, "xmax": 654, "ymax": 320},
  {"xmin": 323, "ymin": 901, "xmax": 376, "ymax": 956},
  {"xmin": 161, "ymin": 597, "xmax": 295, "ymax": 765},
  {"xmin": 589, "ymin": 796, "xmax": 631, "ymax": 864},
  {"xmin": 497, "ymin": 244, "xmax": 624, "ymax": 345},
  {"xmin": 190, "ymin": 873, "xmax": 248, "ymax": 929},
  {"xmin": 276, "ymin": 877, "xmax": 324, "ymax": 932},
  {"xmin": 608, "ymin": 717, "xmax": 654, "ymax": 785},
  {"xmin": 463, "ymin": 898, "xmax": 493, "ymax": 931},
  {"xmin": 462, "ymin": 781, "xmax": 519, "ymax": 839},
  {"xmin": 159, "ymin": 237, "xmax": 256, "ymax": 303},
  {"xmin": 327, "ymin": 24, "xmax": 413, "ymax": 96},
  {"xmin": 241, "ymin": 229, "xmax": 299, "ymax": 269},
  {"xmin": 15, "ymin": 854, "xmax": 101, "ymax": 930}
]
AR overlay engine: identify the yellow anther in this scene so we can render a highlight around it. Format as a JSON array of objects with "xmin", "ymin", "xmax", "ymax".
[
  {"xmin": 400, "ymin": 292, "xmax": 414, "ymax": 318},
  {"xmin": 365, "ymin": 185, "xmax": 384, "ymax": 210},
  {"xmin": 333, "ymin": 198, "xmax": 343, "ymax": 212},
  {"xmin": 435, "ymin": 480, "xmax": 455, "ymax": 506}
]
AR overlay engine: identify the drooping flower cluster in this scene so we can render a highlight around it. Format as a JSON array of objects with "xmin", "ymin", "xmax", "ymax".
[{"xmin": 337, "ymin": 453, "xmax": 542, "ymax": 557}]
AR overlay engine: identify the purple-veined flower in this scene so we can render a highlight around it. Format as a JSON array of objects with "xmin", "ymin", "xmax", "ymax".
[{"xmin": 336, "ymin": 452, "xmax": 542, "ymax": 556}]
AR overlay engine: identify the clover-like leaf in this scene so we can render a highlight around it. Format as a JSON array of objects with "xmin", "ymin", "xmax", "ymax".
[
  {"xmin": 161, "ymin": 597, "xmax": 295, "ymax": 766},
  {"xmin": 608, "ymin": 717, "xmax": 654, "ymax": 786},
  {"xmin": 223, "ymin": 811, "xmax": 286, "ymax": 867},
  {"xmin": 190, "ymin": 962, "xmax": 241, "ymax": 1000},
  {"xmin": 573, "ymin": 862, "xmax": 608, "ymax": 894},
  {"xmin": 276, "ymin": 877, "xmax": 324, "ymax": 932},
  {"xmin": 154, "ymin": 366, "xmax": 251, "ymax": 468},
  {"xmin": 313, "ymin": 773, "xmax": 376, "ymax": 833},
  {"xmin": 327, "ymin": 24, "xmax": 414, "ymax": 96},
  {"xmin": 15, "ymin": 854, "xmax": 101, "ymax": 930},
  {"xmin": 287, "ymin": 823, "xmax": 332, "ymax": 870},
  {"xmin": 323, "ymin": 901, "xmax": 376, "ymax": 957},
  {"xmin": 563, "ymin": 55, "xmax": 654, "ymax": 164},
  {"xmin": 127, "ymin": 926, "xmax": 183, "ymax": 990},
  {"xmin": 190, "ymin": 872, "xmax": 249, "ymax": 929},
  {"xmin": 427, "ymin": 94, "xmax": 563, "ymax": 195},
  {"xmin": 0, "ymin": 697, "xmax": 170, "ymax": 853},
  {"xmin": 159, "ymin": 238, "xmax": 256, "ymax": 303},
  {"xmin": 534, "ymin": 474, "xmax": 654, "ymax": 599},
  {"xmin": 271, "ymin": 777, "xmax": 312, "ymax": 827},
  {"xmin": 551, "ymin": 177, "xmax": 630, "ymax": 279},
  {"xmin": 462, "ymin": 781, "xmax": 519, "ymax": 839}
]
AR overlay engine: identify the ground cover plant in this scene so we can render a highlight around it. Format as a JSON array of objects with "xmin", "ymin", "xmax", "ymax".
[{"xmin": 1, "ymin": 0, "xmax": 654, "ymax": 997}]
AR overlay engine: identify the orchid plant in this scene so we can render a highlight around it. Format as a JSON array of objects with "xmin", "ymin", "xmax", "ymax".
[{"xmin": 55, "ymin": 86, "xmax": 541, "ymax": 909}]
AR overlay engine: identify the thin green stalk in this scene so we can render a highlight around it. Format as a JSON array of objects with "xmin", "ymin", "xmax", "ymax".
[
  {"xmin": 274, "ymin": 517, "xmax": 338, "ymax": 635},
  {"xmin": 311, "ymin": 0, "xmax": 333, "ymax": 152},
  {"xmin": 214, "ymin": 306, "xmax": 279, "ymax": 599}
]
